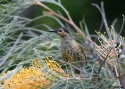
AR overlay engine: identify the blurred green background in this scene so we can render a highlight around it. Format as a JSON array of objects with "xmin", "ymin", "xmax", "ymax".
[{"xmin": 19, "ymin": 0, "xmax": 125, "ymax": 35}]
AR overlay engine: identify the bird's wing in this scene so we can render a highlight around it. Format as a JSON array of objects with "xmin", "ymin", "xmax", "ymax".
[{"xmin": 77, "ymin": 43, "xmax": 86, "ymax": 60}]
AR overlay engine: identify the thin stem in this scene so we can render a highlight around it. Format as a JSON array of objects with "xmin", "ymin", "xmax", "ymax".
[
  {"xmin": 116, "ymin": 15, "xmax": 125, "ymax": 41},
  {"xmin": 100, "ymin": 1, "xmax": 121, "ymax": 86},
  {"xmin": 34, "ymin": 0, "xmax": 70, "ymax": 24}
]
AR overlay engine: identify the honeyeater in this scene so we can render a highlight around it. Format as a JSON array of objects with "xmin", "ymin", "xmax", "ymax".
[{"xmin": 49, "ymin": 27, "xmax": 87, "ymax": 74}]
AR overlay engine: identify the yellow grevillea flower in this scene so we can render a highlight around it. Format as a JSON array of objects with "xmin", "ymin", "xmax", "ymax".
[
  {"xmin": 43, "ymin": 57, "xmax": 64, "ymax": 73},
  {"xmin": 0, "ymin": 57, "xmax": 66, "ymax": 89}
]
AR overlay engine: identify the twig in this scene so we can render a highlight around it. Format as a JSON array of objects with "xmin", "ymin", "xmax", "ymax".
[
  {"xmin": 116, "ymin": 15, "xmax": 125, "ymax": 41},
  {"xmin": 92, "ymin": 1, "xmax": 122, "ymax": 86},
  {"xmin": 60, "ymin": 60, "xmax": 89, "ymax": 76},
  {"xmin": 92, "ymin": 3, "xmax": 103, "ymax": 42}
]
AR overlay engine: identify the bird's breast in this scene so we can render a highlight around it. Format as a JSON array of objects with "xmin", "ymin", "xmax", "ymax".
[
  {"xmin": 61, "ymin": 40, "xmax": 79, "ymax": 62},
  {"xmin": 61, "ymin": 40, "xmax": 78, "ymax": 49}
]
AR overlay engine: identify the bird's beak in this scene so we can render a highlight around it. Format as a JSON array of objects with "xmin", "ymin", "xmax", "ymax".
[{"xmin": 48, "ymin": 30, "xmax": 57, "ymax": 33}]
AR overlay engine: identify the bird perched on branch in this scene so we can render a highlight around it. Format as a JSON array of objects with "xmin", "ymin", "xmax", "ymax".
[{"xmin": 49, "ymin": 27, "xmax": 87, "ymax": 74}]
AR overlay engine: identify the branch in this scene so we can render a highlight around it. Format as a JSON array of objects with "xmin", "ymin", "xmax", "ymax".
[{"xmin": 32, "ymin": 0, "xmax": 97, "ymax": 46}]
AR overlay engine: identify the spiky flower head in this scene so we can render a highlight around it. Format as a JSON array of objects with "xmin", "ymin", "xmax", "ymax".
[
  {"xmin": 0, "ymin": 57, "xmax": 67, "ymax": 89},
  {"xmin": 95, "ymin": 26, "xmax": 123, "ymax": 67}
]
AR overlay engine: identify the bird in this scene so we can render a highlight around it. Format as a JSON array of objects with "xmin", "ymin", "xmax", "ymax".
[{"xmin": 49, "ymin": 27, "xmax": 87, "ymax": 74}]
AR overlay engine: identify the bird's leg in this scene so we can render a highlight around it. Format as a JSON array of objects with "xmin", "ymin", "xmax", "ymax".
[{"xmin": 80, "ymin": 67, "xmax": 84, "ymax": 77}]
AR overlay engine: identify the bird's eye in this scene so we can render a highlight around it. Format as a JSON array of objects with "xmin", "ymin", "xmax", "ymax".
[{"xmin": 59, "ymin": 30, "xmax": 62, "ymax": 32}]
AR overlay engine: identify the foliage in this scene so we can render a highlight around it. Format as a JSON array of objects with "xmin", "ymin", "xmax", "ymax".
[{"xmin": 0, "ymin": 0, "xmax": 125, "ymax": 89}]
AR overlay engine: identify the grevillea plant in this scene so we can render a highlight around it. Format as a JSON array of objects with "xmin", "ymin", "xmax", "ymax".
[{"xmin": 0, "ymin": 0, "xmax": 125, "ymax": 89}]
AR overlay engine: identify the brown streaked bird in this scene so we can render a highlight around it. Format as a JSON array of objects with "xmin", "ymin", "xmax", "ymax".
[{"xmin": 49, "ymin": 27, "xmax": 86, "ymax": 74}]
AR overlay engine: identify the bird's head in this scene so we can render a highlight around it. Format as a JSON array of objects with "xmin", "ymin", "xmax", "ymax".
[{"xmin": 49, "ymin": 27, "xmax": 72, "ymax": 38}]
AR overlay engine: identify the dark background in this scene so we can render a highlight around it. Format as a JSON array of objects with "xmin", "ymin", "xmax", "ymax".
[{"xmin": 20, "ymin": 0, "xmax": 125, "ymax": 35}]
